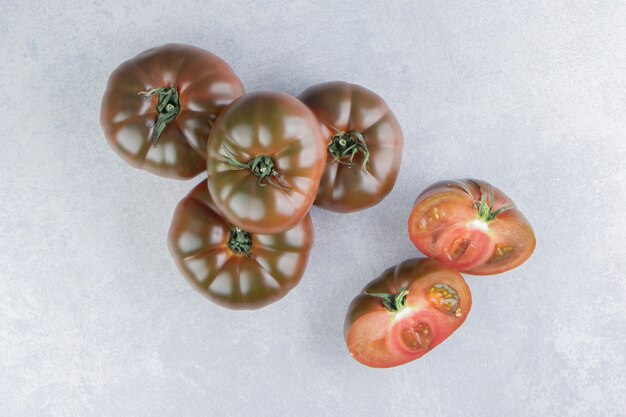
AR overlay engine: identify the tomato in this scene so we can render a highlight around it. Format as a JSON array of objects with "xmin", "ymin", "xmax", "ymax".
[
  {"xmin": 408, "ymin": 179, "xmax": 536, "ymax": 275},
  {"xmin": 168, "ymin": 180, "xmax": 314, "ymax": 310},
  {"xmin": 298, "ymin": 81, "xmax": 403, "ymax": 212},
  {"xmin": 344, "ymin": 258, "xmax": 471, "ymax": 368},
  {"xmin": 206, "ymin": 91, "xmax": 326, "ymax": 234},
  {"xmin": 101, "ymin": 43, "xmax": 244, "ymax": 179}
]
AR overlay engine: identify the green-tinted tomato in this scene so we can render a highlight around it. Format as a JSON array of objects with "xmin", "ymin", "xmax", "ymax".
[
  {"xmin": 206, "ymin": 92, "xmax": 326, "ymax": 234},
  {"xmin": 345, "ymin": 258, "xmax": 472, "ymax": 368},
  {"xmin": 298, "ymin": 81, "xmax": 403, "ymax": 212},
  {"xmin": 168, "ymin": 180, "xmax": 314, "ymax": 310},
  {"xmin": 101, "ymin": 43, "xmax": 244, "ymax": 179},
  {"xmin": 408, "ymin": 179, "xmax": 536, "ymax": 275}
]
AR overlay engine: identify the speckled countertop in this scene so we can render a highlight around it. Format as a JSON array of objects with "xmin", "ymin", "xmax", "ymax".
[{"xmin": 1, "ymin": 1, "xmax": 625, "ymax": 416}]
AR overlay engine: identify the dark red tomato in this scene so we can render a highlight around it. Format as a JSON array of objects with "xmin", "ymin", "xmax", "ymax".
[
  {"xmin": 168, "ymin": 180, "xmax": 314, "ymax": 310},
  {"xmin": 206, "ymin": 91, "xmax": 326, "ymax": 234},
  {"xmin": 345, "ymin": 258, "xmax": 471, "ymax": 368},
  {"xmin": 408, "ymin": 179, "xmax": 536, "ymax": 275},
  {"xmin": 101, "ymin": 44, "xmax": 244, "ymax": 179},
  {"xmin": 298, "ymin": 81, "xmax": 403, "ymax": 212}
]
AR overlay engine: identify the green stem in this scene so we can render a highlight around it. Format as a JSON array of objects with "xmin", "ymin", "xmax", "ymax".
[
  {"xmin": 221, "ymin": 146, "xmax": 291, "ymax": 190},
  {"xmin": 139, "ymin": 87, "xmax": 181, "ymax": 147},
  {"xmin": 227, "ymin": 227, "xmax": 252, "ymax": 257},
  {"xmin": 365, "ymin": 288, "xmax": 409, "ymax": 313},
  {"xmin": 448, "ymin": 180, "xmax": 515, "ymax": 222},
  {"xmin": 327, "ymin": 131, "xmax": 370, "ymax": 171}
]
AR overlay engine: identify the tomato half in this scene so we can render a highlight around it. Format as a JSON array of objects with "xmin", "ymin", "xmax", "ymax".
[
  {"xmin": 408, "ymin": 179, "xmax": 536, "ymax": 275},
  {"xmin": 344, "ymin": 258, "xmax": 471, "ymax": 368},
  {"xmin": 101, "ymin": 43, "xmax": 244, "ymax": 179},
  {"xmin": 168, "ymin": 180, "xmax": 314, "ymax": 310},
  {"xmin": 298, "ymin": 81, "xmax": 403, "ymax": 212},
  {"xmin": 206, "ymin": 91, "xmax": 326, "ymax": 234}
]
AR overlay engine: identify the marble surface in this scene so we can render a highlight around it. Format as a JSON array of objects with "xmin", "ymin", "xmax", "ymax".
[{"xmin": 1, "ymin": 1, "xmax": 625, "ymax": 416}]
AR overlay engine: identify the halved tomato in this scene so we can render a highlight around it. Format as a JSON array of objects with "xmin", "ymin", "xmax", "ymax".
[
  {"xmin": 168, "ymin": 180, "xmax": 314, "ymax": 310},
  {"xmin": 345, "ymin": 258, "xmax": 471, "ymax": 368},
  {"xmin": 408, "ymin": 179, "xmax": 536, "ymax": 275}
]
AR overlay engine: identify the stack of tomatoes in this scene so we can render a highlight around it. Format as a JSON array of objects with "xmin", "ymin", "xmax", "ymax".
[{"xmin": 101, "ymin": 44, "xmax": 535, "ymax": 369}]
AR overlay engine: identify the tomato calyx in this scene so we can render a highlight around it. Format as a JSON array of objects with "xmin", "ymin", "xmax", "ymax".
[
  {"xmin": 221, "ymin": 146, "xmax": 292, "ymax": 190},
  {"xmin": 448, "ymin": 180, "xmax": 515, "ymax": 223},
  {"xmin": 365, "ymin": 288, "xmax": 409, "ymax": 313},
  {"xmin": 328, "ymin": 131, "xmax": 370, "ymax": 171},
  {"xmin": 227, "ymin": 226, "xmax": 253, "ymax": 257},
  {"xmin": 138, "ymin": 87, "xmax": 181, "ymax": 147}
]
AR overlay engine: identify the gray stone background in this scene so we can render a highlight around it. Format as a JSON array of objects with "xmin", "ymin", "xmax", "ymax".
[{"xmin": 1, "ymin": 1, "xmax": 625, "ymax": 416}]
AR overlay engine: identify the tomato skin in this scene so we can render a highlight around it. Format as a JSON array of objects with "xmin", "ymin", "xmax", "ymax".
[
  {"xmin": 408, "ymin": 179, "xmax": 536, "ymax": 275},
  {"xmin": 206, "ymin": 91, "xmax": 326, "ymax": 234},
  {"xmin": 101, "ymin": 44, "xmax": 244, "ymax": 179},
  {"xmin": 298, "ymin": 81, "xmax": 403, "ymax": 213},
  {"xmin": 344, "ymin": 258, "xmax": 472, "ymax": 368},
  {"xmin": 168, "ymin": 180, "xmax": 314, "ymax": 310}
]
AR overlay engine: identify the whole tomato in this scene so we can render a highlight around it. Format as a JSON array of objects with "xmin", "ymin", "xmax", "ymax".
[
  {"xmin": 408, "ymin": 179, "xmax": 536, "ymax": 275},
  {"xmin": 101, "ymin": 44, "xmax": 244, "ymax": 179},
  {"xmin": 345, "ymin": 258, "xmax": 472, "ymax": 368},
  {"xmin": 206, "ymin": 91, "xmax": 326, "ymax": 234},
  {"xmin": 298, "ymin": 81, "xmax": 403, "ymax": 212},
  {"xmin": 168, "ymin": 180, "xmax": 314, "ymax": 310}
]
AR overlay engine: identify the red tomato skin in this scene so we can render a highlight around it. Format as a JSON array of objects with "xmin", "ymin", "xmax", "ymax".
[
  {"xmin": 100, "ymin": 44, "xmax": 244, "ymax": 179},
  {"xmin": 206, "ymin": 91, "xmax": 327, "ymax": 234},
  {"xmin": 168, "ymin": 180, "xmax": 314, "ymax": 310},
  {"xmin": 408, "ymin": 179, "xmax": 536, "ymax": 275},
  {"xmin": 299, "ymin": 81, "xmax": 404, "ymax": 213},
  {"xmin": 344, "ymin": 258, "xmax": 472, "ymax": 368}
]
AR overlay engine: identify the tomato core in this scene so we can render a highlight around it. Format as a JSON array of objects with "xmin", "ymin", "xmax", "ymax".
[{"xmin": 227, "ymin": 227, "xmax": 252, "ymax": 257}]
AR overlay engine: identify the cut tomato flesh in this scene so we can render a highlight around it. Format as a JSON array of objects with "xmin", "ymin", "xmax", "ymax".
[
  {"xmin": 345, "ymin": 259, "xmax": 473, "ymax": 368},
  {"xmin": 347, "ymin": 312, "xmax": 400, "ymax": 368},
  {"xmin": 464, "ymin": 212, "xmax": 536, "ymax": 275},
  {"xmin": 409, "ymin": 181, "xmax": 535, "ymax": 275},
  {"xmin": 430, "ymin": 223, "xmax": 494, "ymax": 271},
  {"xmin": 347, "ymin": 308, "xmax": 445, "ymax": 368}
]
